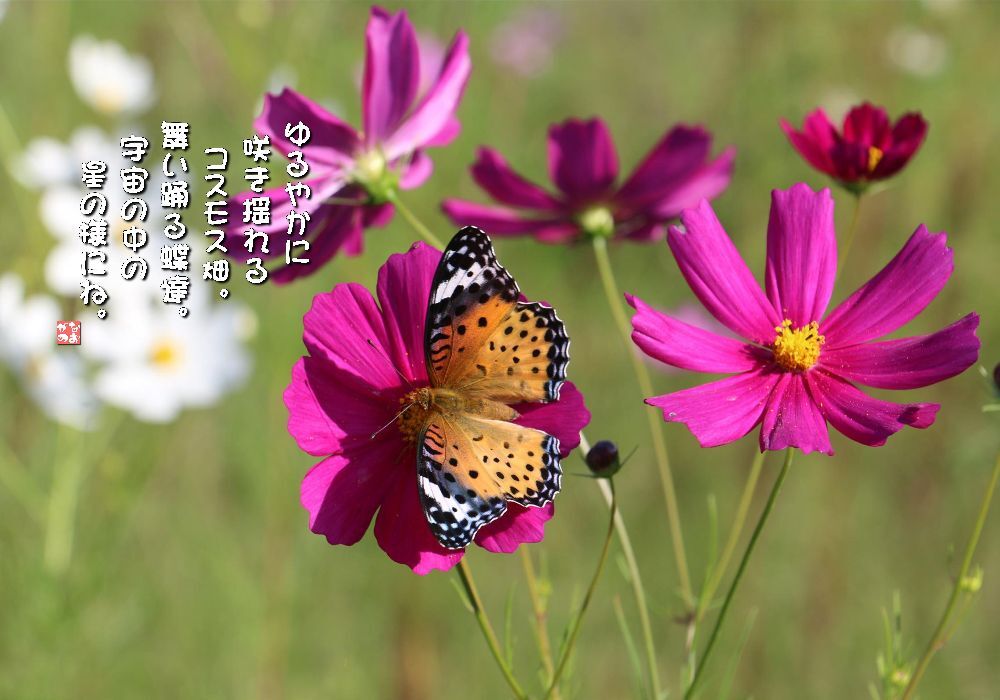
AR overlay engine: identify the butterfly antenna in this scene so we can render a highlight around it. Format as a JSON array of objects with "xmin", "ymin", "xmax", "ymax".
[
  {"xmin": 366, "ymin": 338, "xmax": 414, "ymax": 388},
  {"xmin": 370, "ymin": 402, "xmax": 414, "ymax": 440}
]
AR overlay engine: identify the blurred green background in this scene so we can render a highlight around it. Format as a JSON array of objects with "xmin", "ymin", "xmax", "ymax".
[{"xmin": 1, "ymin": 1, "xmax": 998, "ymax": 698}]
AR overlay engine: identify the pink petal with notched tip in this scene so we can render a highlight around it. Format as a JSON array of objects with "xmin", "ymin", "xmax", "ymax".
[
  {"xmin": 627, "ymin": 294, "xmax": 761, "ymax": 374},
  {"xmin": 383, "ymin": 30, "xmax": 471, "ymax": 160},
  {"xmin": 476, "ymin": 502, "xmax": 554, "ymax": 553},
  {"xmin": 764, "ymin": 184, "xmax": 837, "ymax": 327},
  {"xmin": 470, "ymin": 147, "xmax": 563, "ymax": 211},
  {"xmin": 512, "ymin": 382, "xmax": 590, "ymax": 455},
  {"xmin": 442, "ymin": 199, "xmax": 578, "ymax": 240},
  {"xmin": 374, "ymin": 471, "xmax": 465, "ymax": 574},
  {"xmin": 820, "ymin": 313, "xmax": 979, "ymax": 390},
  {"xmin": 647, "ymin": 367, "xmax": 779, "ymax": 448},
  {"xmin": 667, "ymin": 200, "xmax": 781, "ymax": 344},
  {"xmin": 285, "ymin": 356, "xmax": 394, "ymax": 456},
  {"xmin": 362, "ymin": 7, "xmax": 421, "ymax": 145},
  {"xmin": 821, "ymin": 225, "xmax": 953, "ymax": 348},
  {"xmin": 759, "ymin": 372, "xmax": 832, "ymax": 455},
  {"xmin": 302, "ymin": 282, "xmax": 404, "ymax": 398},
  {"xmin": 254, "ymin": 89, "xmax": 360, "ymax": 169},
  {"xmin": 376, "ymin": 241, "xmax": 440, "ymax": 384},
  {"xmin": 300, "ymin": 438, "xmax": 401, "ymax": 547},
  {"xmin": 806, "ymin": 369, "xmax": 938, "ymax": 447},
  {"xmin": 547, "ymin": 118, "xmax": 619, "ymax": 202}
]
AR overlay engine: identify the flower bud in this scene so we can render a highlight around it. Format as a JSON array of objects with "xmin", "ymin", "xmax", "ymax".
[{"xmin": 586, "ymin": 440, "xmax": 621, "ymax": 478}]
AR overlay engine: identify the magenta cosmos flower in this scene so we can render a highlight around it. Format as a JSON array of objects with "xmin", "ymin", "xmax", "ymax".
[
  {"xmin": 285, "ymin": 242, "xmax": 590, "ymax": 573},
  {"xmin": 442, "ymin": 117, "xmax": 734, "ymax": 243},
  {"xmin": 781, "ymin": 102, "xmax": 928, "ymax": 191},
  {"xmin": 629, "ymin": 183, "xmax": 979, "ymax": 455},
  {"xmin": 225, "ymin": 7, "xmax": 470, "ymax": 283}
]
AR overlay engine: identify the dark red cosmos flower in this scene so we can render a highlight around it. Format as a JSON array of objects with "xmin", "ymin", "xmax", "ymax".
[{"xmin": 781, "ymin": 103, "xmax": 928, "ymax": 191}]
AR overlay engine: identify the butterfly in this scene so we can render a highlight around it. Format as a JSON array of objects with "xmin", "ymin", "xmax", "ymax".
[{"xmin": 396, "ymin": 226, "xmax": 571, "ymax": 550}]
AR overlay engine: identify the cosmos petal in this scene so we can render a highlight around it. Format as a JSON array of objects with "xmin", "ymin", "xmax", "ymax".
[
  {"xmin": 376, "ymin": 241, "xmax": 441, "ymax": 384},
  {"xmin": 646, "ymin": 367, "xmax": 779, "ymax": 448},
  {"xmin": 442, "ymin": 199, "xmax": 579, "ymax": 240},
  {"xmin": 547, "ymin": 118, "xmax": 619, "ymax": 201},
  {"xmin": 374, "ymin": 470, "xmax": 465, "ymax": 574},
  {"xmin": 476, "ymin": 502, "xmax": 554, "ymax": 553},
  {"xmin": 821, "ymin": 225, "xmax": 953, "ymax": 347},
  {"xmin": 300, "ymin": 438, "xmax": 401, "ymax": 547},
  {"xmin": 667, "ymin": 200, "xmax": 781, "ymax": 343},
  {"xmin": 806, "ymin": 369, "xmax": 938, "ymax": 447},
  {"xmin": 759, "ymin": 372, "xmax": 832, "ymax": 455},
  {"xmin": 627, "ymin": 294, "xmax": 761, "ymax": 373},
  {"xmin": 512, "ymin": 382, "xmax": 590, "ymax": 454},
  {"xmin": 469, "ymin": 147, "xmax": 563, "ymax": 210},
  {"xmin": 255, "ymin": 88, "xmax": 359, "ymax": 168},
  {"xmin": 362, "ymin": 7, "xmax": 421, "ymax": 144},
  {"xmin": 820, "ymin": 313, "xmax": 979, "ymax": 389},
  {"xmin": 765, "ymin": 184, "xmax": 837, "ymax": 326}
]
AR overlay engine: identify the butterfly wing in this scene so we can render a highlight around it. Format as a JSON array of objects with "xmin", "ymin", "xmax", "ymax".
[
  {"xmin": 425, "ymin": 226, "xmax": 570, "ymax": 403},
  {"xmin": 417, "ymin": 411, "xmax": 562, "ymax": 549}
]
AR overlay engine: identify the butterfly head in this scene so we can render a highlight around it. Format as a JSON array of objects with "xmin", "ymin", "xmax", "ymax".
[{"xmin": 394, "ymin": 387, "xmax": 434, "ymax": 443}]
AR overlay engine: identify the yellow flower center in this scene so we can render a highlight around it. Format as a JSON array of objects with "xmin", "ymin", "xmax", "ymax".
[
  {"xmin": 867, "ymin": 145, "xmax": 884, "ymax": 173},
  {"xmin": 771, "ymin": 319, "xmax": 824, "ymax": 372},
  {"xmin": 353, "ymin": 149, "xmax": 387, "ymax": 185},
  {"xmin": 150, "ymin": 338, "xmax": 182, "ymax": 369}
]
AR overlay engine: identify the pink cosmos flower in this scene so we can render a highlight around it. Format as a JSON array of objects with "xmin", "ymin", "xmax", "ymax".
[
  {"xmin": 225, "ymin": 7, "xmax": 471, "ymax": 283},
  {"xmin": 629, "ymin": 183, "xmax": 979, "ymax": 455},
  {"xmin": 285, "ymin": 243, "xmax": 590, "ymax": 574},
  {"xmin": 442, "ymin": 117, "xmax": 735, "ymax": 244},
  {"xmin": 781, "ymin": 102, "xmax": 928, "ymax": 191}
]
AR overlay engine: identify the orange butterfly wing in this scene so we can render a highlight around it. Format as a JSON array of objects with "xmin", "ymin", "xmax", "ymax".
[
  {"xmin": 416, "ymin": 227, "xmax": 570, "ymax": 549},
  {"xmin": 417, "ymin": 413, "xmax": 561, "ymax": 549}
]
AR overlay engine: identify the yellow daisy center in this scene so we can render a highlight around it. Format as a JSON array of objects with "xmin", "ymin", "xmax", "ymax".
[
  {"xmin": 150, "ymin": 338, "xmax": 182, "ymax": 369},
  {"xmin": 771, "ymin": 319, "xmax": 824, "ymax": 372},
  {"xmin": 867, "ymin": 145, "xmax": 884, "ymax": 173}
]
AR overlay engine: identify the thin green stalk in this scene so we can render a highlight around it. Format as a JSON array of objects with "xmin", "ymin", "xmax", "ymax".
[
  {"xmin": 520, "ymin": 548, "xmax": 560, "ymax": 699},
  {"xmin": 456, "ymin": 559, "xmax": 528, "ymax": 700},
  {"xmin": 385, "ymin": 190, "xmax": 445, "ymax": 248},
  {"xmin": 591, "ymin": 235, "xmax": 693, "ymax": 607},
  {"xmin": 696, "ymin": 451, "xmax": 767, "ymax": 622},
  {"xmin": 43, "ymin": 427, "xmax": 85, "ymax": 574},
  {"xmin": 543, "ymin": 478, "xmax": 618, "ymax": 699},
  {"xmin": 901, "ymin": 451, "xmax": 1000, "ymax": 700},
  {"xmin": 580, "ymin": 430, "xmax": 662, "ymax": 700},
  {"xmin": 837, "ymin": 192, "xmax": 863, "ymax": 280},
  {"xmin": 685, "ymin": 448, "xmax": 795, "ymax": 699}
]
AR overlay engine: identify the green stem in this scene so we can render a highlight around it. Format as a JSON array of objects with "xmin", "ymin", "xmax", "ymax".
[
  {"xmin": 456, "ymin": 559, "xmax": 528, "ymax": 700},
  {"xmin": 696, "ymin": 451, "xmax": 767, "ymax": 623},
  {"xmin": 43, "ymin": 427, "xmax": 85, "ymax": 574},
  {"xmin": 837, "ymin": 193, "xmax": 863, "ymax": 280},
  {"xmin": 581, "ymin": 432, "xmax": 662, "ymax": 700},
  {"xmin": 520, "ymin": 548, "xmax": 560, "ymax": 698},
  {"xmin": 385, "ymin": 190, "xmax": 445, "ymax": 248},
  {"xmin": 685, "ymin": 448, "xmax": 795, "ymax": 699},
  {"xmin": 901, "ymin": 451, "xmax": 1000, "ymax": 700},
  {"xmin": 591, "ymin": 235, "xmax": 693, "ymax": 607},
  {"xmin": 543, "ymin": 478, "xmax": 618, "ymax": 699}
]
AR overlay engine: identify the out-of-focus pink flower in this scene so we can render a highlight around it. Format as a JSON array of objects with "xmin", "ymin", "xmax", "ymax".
[
  {"xmin": 489, "ymin": 7, "xmax": 564, "ymax": 77},
  {"xmin": 443, "ymin": 117, "xmax": 734, "ymax": 244},
  {"xmin": 629, "ymin": 183, "xmax": 978, "ymax": 455},
  {"xmin": 781, "ymin": 102, "xmax": 928, "ymax": 192},
  {"xmin": 285, "ymin": 243, "xmax": 590, "ymax": 574},
  {"xmin": 226, "ymin": 7, "xmax": 471, "ymax": 283}
]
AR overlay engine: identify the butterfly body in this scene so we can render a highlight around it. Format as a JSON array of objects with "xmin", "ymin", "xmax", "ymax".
[{"xmin": 402, "ymin": 227, "xmax": 571, "ymax": 550}]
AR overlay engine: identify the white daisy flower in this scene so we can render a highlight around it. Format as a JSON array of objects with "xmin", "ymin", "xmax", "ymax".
[
  {"xmin": 69, "ymin": 36, "xmax": 155, "ymax": 117},
  {"xmin": 84, "ymin": 295, "xmax": 254, "ymax": 423},
  {"xmin": 0, "ymin": 274, "xmax": 100, "ymax": 430},
  {"xmin": 16, "ymin": 126, "xmax": 123, "ymax": 190}
]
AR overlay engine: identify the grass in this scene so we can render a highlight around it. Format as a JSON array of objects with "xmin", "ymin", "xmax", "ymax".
[{"xmin": 1, "ymin": 1, "xmax": 999, "ymax": 698}]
